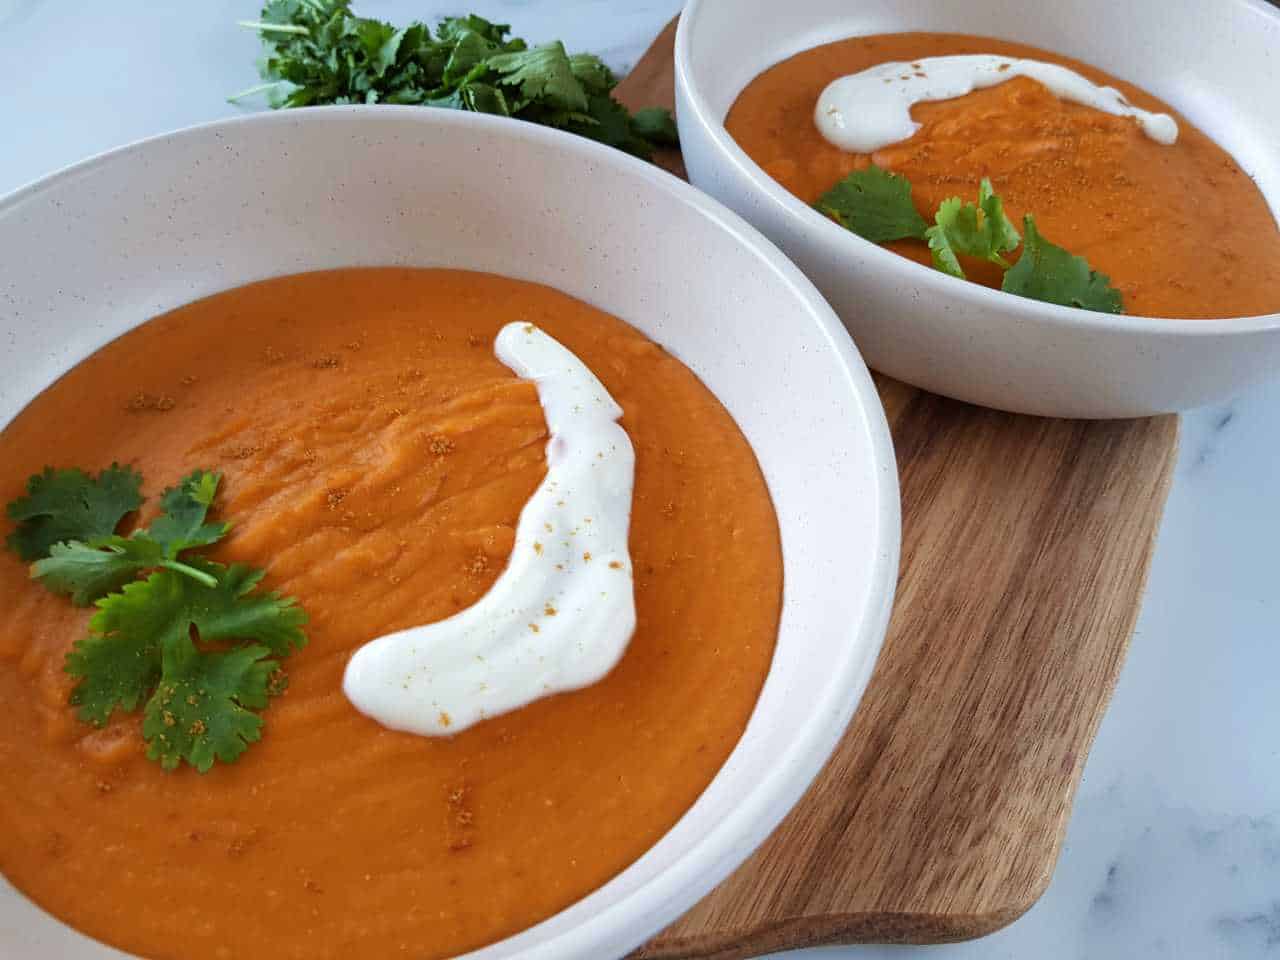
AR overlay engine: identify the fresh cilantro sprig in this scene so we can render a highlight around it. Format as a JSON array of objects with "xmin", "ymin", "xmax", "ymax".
[
  {"xmin": 230, "ymin": 2, "xmax": 677, "ymax": 161},
  {"xmin": 4, "ymin": 466, "xmax": 308, "ymax": 773},
  {"xmin": 814, "ymin": 166, "xmax": 1123, "ymax": 314}
]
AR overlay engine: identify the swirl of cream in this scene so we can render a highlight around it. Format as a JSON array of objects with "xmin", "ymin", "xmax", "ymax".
[
  {"xmin": 815, "ymin": 54, "xmax": 1178, "ymax": 153},
  {"xmin": 343, "ymin": 322, "xmax": 636, "ymax": 736}
]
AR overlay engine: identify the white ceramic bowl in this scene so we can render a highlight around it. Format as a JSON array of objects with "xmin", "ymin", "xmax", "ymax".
[
  {"xmin": 674, "ymin": 0, "xmax": 1280, "ymax": 418},
  {"xmin": 0, "ymin": 109, "xmax": 898, "ymax": 960}
]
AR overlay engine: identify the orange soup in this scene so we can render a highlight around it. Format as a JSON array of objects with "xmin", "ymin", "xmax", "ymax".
[
  {"xmin": 0, "ymin": 268, "xmax": 782, "ymax": 960},
  {"xmin": 725, "ymin": 32, "xmax": 1280, "ymax": 319}
]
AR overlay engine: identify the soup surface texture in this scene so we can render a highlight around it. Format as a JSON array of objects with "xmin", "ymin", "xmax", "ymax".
[
  {"xmin": 725, "ymin": 32, "xmax": 1280, "ymax": 319},
  {"xmin": 0, "ymin": 268, "xmax": 782, "ymax": 960}
]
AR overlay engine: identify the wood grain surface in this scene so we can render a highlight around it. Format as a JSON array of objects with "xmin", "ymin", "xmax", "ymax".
[{"xmin": 616, "ymin": 20, "xmax": 1180, "ymax": 955}]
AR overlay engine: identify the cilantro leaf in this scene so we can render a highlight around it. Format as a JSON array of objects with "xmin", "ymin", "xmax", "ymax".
[
  {"xmin": 488, "ymin": 41, "xmax": 588, "ymax": 114},
  {"xmin": 231, "ymin": 5, "xmax": 675, "ymax": 157},
  {"xmin": 31, "ymin": 469, "xmax": 230, "ymax": 606},
  {"xmin": 64, "ymin": 578, "xmax": 166, "ymax": 725},
  {"xmin": 568, "ymin": 53, "xmax": 615, "ymax": 96},
  {"xmin": 182, "ymin": 563, "xmax": 307, "ymax": 658},
  {"xmin": 32, "ymin": 537, "xmax": 165, "ymax": 606},
  {"xmin": 632, "ymin": 107, "xmax": 679, "ymax": 147},
  {"xmin": 437, "ymin": 14, "xmax": 511, "ymax": 46},
  {"xmin": 565, "ymin": 94, "xmax": 659, "ymax": 160},
  {"xmin": 146, "ymin": 470, "xmax": 229, "ymax": 556},
  {"xmin": 815, "ymin": 165, "xmax": 930, "ymax": 244},
  {"xmin": 65, "ymin": 560, "xmax": 307, "ymax": 771},
  {"xmin": 143, "ymin": 642, "xmax": 276, "ymax": 773},
  {"xmin": 457, "ymin": 81, "xmax": 514, "ymax": 116},
  {"xmin": 5, "ymin": 464, "xmax": 143, "ymax": 562},
  {"xmin": 359, "ymin": 20, "xmax": 407, "ymax": 80},
  {"xmin": 1002, "ymin": 215, "xmax": 1124, "ymax": 314},
  {"xmin": 924, "ymin": 178, "xmax": 1021, "ymax": 278},
  {"xmin": 441, "ymin": 25, "xmax": 503, "ymax": 85}
]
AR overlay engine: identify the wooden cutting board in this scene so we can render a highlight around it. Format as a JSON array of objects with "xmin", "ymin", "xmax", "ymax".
[{"xmin": 616, "ymin": 20, "xmax": 1180, "ymax": 957}]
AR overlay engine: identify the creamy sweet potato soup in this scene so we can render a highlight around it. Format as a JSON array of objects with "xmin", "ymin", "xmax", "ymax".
[
  {"xmin": 726, "ymin": 33, "xmax": 1280, "ymax": 319},
  {"xmin": 0, "ymin": 268, "xmax": 782, "ymax": 959}
]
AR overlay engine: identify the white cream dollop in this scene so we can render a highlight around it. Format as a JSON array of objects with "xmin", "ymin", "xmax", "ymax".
[
  {"xmin": 814, "ymin": 54, "xmax": 1179, "ymax": 153},
  {"xmin": 342, "ymin": 322, "xmax": 636, "ymax": 736}
]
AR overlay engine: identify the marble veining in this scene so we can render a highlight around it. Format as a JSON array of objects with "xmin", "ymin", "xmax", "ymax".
[
  {"xmin": 1190, "ymin": 403, "xmax": 1239, "ymax": 471},
  {"xmin": 1216, "ymin": 903, "xmax": 1280, "ymax": 951},
  {"xmin": 1, "ymin": 2, "xmax": 1277, "ymax": 959}
]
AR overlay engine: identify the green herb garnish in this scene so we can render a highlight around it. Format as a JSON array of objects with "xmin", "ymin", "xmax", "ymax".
[
  {"xmin": 814, "ymin": 165, "xmax": 929, "ymax": 244},
  {"xmin": 1001, "ymin": 214, "xmax": 1123, "ymax": 314},
  {"xmin": 925, "ymin": 178, "xmax": 1021, "ymax": 279},
  {"xmin": 5, "ymin": 464, "xmax": 143, "ymax": 562},
  {"xmin": 33, "ymin": 470, "xmax": 230, "ymax": 605},
  {"xmin": 5, "ymin": 466, "xmax": 307, "ymax": 772},
  {"xmin": 815, "ymin": 167, "xmax": 1123, "ymax": 313},
  {"xmin": 631, "ymin": 106, "xmax": 680, "ymax": 147},
  {"xmin": 231, "ymin": 1, "xmax": 676, "ymax": 161},
  {"xmin": 68, "ymin": 561, "xmax": 305, "ymax": 772}
]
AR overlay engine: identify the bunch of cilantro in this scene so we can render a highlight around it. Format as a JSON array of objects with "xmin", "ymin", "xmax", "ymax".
[
  {"xmin": 5, "ymin": 465, "xmax": 306, "ymax": 773},
  {"xmin": 815, "ymin": 166, "xmax": 1123, "ymax": 313},
  {"xmin": 231, "ymin": 1, "xmax": 678, "ymax": 160}
]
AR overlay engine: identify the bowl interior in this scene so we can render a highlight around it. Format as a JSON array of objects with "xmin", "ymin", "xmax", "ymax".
[
  {"xmin": 0, "ymin": 109, "xmax": 897, "ymax": 960},
  {"xmin": 680, "ymin": 0, "xmax": 1280, "ymax": 225}
]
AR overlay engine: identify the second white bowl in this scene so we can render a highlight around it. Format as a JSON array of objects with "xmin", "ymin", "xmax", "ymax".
[{"xmin": 675, "ymin": 0, "xmax": 1280, "ymax": 418}]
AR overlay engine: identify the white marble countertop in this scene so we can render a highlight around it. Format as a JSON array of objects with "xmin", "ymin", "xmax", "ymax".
[{"xmin": 2, "ymin": 2, "xmax": 1277, "ymax": 958}]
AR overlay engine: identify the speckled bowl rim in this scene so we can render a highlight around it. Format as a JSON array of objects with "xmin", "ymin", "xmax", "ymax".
[
  {"xmin": 674, "ymin": 0, "xmax": 1280, "ymax": 336},
  {"xmin": 0, "ymin": 106, "xmax": 900, "ymax": 960}
]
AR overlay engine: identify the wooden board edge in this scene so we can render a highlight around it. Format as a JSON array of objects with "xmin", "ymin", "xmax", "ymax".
[
  {"xmin": 636, "ymin": 414, "xmax": 1181, "ymax": 956},
  {"xmin": 633, "ymin": 902, "xmax": 1036, "ymax": 959}
]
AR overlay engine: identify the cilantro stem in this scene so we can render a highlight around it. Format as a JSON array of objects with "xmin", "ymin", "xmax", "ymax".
[
  {"xmin": 160, "ymin": 560, "xmax": 219, "ymax": 589},
  {"xmin": 226, "ymin": 80, "xmax": 290, "ymax": 104},
  {"xmin": 236, "ymin": 20, "xmax": 311, "ymax": 35}
]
